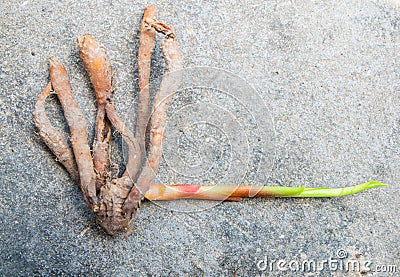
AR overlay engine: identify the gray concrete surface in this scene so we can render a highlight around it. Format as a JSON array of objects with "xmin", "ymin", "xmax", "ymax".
[{"xmin": 0, "ymin": 0, "xmax": 399, "ymax": 276}]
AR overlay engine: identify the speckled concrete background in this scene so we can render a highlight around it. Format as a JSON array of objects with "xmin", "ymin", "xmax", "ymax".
[{"xmin": 0, "ymin": 0, "xmax": 399, "ymax": 276}]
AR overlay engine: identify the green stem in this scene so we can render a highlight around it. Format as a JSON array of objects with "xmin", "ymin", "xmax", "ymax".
[
  {"xmin": 145, "ymin": 180, "xmax": 388, "ymax": 201},
  {"xmin": 287, "ymin": 180, "xmax": 388, "ymax": 198}
]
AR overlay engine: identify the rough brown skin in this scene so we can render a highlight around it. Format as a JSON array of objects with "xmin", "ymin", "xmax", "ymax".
[
  {"xmin": 135, "ymin": 5, "xmax": 157, "ymax": 172},
  {"xmin": 32, "ymin": 83, "xmax": 79, "ymax": 183},
  {"xmin": 123, "ymin": 38, "xmax": 182, "ymax": 213},
  {"xmin": 99, "ymin": 38, "xmax": 182, "ymax": 234},
  {"xmin": 49, "ymin": 57, "xmax": 98, "ymax": 208},
  {"xmin": 77, "ymin": 35, "xmax": 113, "ymax": 190},
  {"xmin": 33, "ymin": 6, "xmax": 181, "ymax": 235}
]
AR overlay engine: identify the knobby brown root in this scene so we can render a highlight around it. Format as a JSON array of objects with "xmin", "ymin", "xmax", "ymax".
[
  {"xmin": 32, "ymin": 82, "xmax": 79, "ymax": 183},
  {"xmin": 99, "ymin": 28, "xmax": 182, "ymax": 234},
  {"xmin": 123, "ymin": 38, "xmax": 182, "ymax": 213},
  {"xmin": 49, "ymin": 57, "xmax": 98, "ymax": 208},
  {"xmin": 77, "ymin": 34, "xmax": 113, "ymax": 190},
  {"xmin": 135, "ymin": 5, "xmax": 157, "ymax": 171},
  {"xmin": 96, "ymin": 175, "xmax": 137, "ymax": 235},
  {"xmin": 33, "ymin": 6, "xmax": 182, "ymax": 236}
]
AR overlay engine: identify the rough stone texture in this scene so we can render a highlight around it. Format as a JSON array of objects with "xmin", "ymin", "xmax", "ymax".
[{"xmin": 0, "ymin": 0, "xmax": 399, "ymax": 276}]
